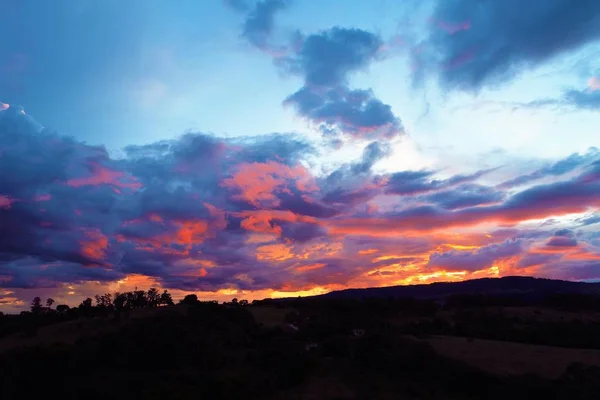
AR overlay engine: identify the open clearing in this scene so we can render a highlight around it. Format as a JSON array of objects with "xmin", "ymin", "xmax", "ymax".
[{"xmin": 427, "ymin": 335, "xmax": 600, "ymax": 378}]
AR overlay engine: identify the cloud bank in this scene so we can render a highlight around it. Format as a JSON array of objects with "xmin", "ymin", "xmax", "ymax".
[{"xmin": 1, "ymin": 103, "xmax": 599, "ymax": 309}]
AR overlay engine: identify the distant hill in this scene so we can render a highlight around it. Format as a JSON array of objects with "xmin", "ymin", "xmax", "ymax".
[{"xmin": 317, "ymin": 276, "xmax": 600, "ymax": 301}]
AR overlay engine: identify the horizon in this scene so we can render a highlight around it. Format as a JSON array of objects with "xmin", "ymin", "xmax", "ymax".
[
  {"xmin": 3, "ymin": 275, "xmax": 598, "ymax": 315},
  {"xmin": 1, "ymin": 0, "xmax": 600, "ymax": 313}
]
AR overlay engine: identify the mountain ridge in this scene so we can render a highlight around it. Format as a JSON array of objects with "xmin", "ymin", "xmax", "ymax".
[{"xmin": 309, "ymin": 276, "xmax": 600, "ymax": 300}]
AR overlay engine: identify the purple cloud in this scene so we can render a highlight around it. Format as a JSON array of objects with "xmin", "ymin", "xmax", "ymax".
[{"xmin": 418, "ymin": 0, "xmax": 600, "ymax": 91}]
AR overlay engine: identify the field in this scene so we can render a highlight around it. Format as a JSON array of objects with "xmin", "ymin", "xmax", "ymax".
[{"xmin": 428, "ymin": 335, "xmax": 600, "ymax": 378}]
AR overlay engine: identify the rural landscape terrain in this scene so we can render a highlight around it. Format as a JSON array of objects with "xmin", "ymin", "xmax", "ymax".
[{"xmin": 2, "ymin": 276, "xmax": 600, "ymax": 399}]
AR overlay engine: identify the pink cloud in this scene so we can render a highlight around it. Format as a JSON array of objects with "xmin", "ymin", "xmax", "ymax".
[
  {"xmin": 0, "ymin": 195, "xmax": 14, "ymax": 209},
  {"xmin": 66, "ymin": 162, "xmax": 141, "ymax": 190},
  {"xmin": 589, "ymin": 76, "xmax": 600, "ymax": 91},
  {"xmin": 434, "ymin": 19, "xmax": 472, "ymax": 35}
]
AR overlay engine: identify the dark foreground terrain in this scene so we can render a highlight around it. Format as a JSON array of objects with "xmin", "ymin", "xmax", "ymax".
[{"xmin": 2, "ymin": 277, "xmax": 600, "ymax": 399}]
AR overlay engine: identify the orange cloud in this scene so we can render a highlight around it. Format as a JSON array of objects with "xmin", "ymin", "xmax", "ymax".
[
  {"xmin": 358, "ymin": 248, "xmax": 379, "ymax": 255},
  {"xmin": 221, "ymin": 161, "xmax": 317, "ymax": 207},
  {"xmin": 295, "ymin": 263, "xmax": 326, "ymax": 272},
  {"xmin": 80, "ymin": 229, "xmax": 109, "ymax": 261},
  {"xmin": 238, "ymin": 209, "xmax": 319, "ymax": 236},
  {"xmin": 256, "ymin": 243, "xmax": 294, "ymax": 261},
  {"xmin": 66, "ymin": 162, "xmax": 141, "ymax": 191}
]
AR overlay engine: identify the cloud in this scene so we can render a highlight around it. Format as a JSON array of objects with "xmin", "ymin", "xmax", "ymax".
[
  {"xmin": 277, "ymin": 27, "xmax": 405, "ymax": 140},
  {"xmin": 563, "ymin": 88, "xmax": 600, "ymax": 110},
  {"xmin": 418, "ymin": 0, "xmax": 600, "ymax": 91},
  {"xmin": 226, "ymin": 7, "xmax": 405, "ymax": 140},
  {"xmin": 546, "ymin": 229, "xmax": 578, "ymax": 247},
  {"xmin": 499, "ymin": 147, "xmax": 600, "ymax": 188},
  {"xmin": 424, "ymin": 184, "xmax": 504, "ymax": 210},
  {"xmin": 331, "ymin": 162, "xmax": 600, "ymax": 236},
  {"xmin": 2, "ymin": 106, "xmax": 600, "ymax": 307},
  {"xmin": 285, "ymin": 86, "xmax": 404, "ymax": 139},
  {"xmin": 224, "ymin": 0, "xmax": 250, "ymax": 12},
  {"xmin": 590, "ymin": 76, "xmax": 600, "ymax": 91},
  {"xmin": 280, "ymin": 27, "xmax": 382, "ymax": 86},
  {"xmin": 578, "ymin": 213, "xmax": 600, "ymax": 226},
  {"xmin": 385, "ymin": 167, "xmax": 496, "ymax": 195},
  {"xmin": 427, "ymin": 239, "xmax": 526, "ymax": 271},
  {"xmin": 242, "ymin": 0, "xmax": 290, "ymax": 51}
]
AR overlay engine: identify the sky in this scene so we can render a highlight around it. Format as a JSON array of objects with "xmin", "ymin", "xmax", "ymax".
[{"xmin": 1, "ymin": 0, "xmax": 600, "ymax": 312}]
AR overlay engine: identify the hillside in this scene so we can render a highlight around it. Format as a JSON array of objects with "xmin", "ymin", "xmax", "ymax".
[
  {"xmin": 317, "ymin": 276, "xmax": 600, "ymax": 300},
  {"xmin": 3, "ymin": 280, "xmax": 600, "ymax": 399}
]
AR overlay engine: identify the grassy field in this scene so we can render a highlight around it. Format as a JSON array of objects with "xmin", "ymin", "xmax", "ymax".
[
  {"xmin": 4, "ymin": 303, "xmax": 600, "ymax": 382},
  {"xmin": 248, "ymin": 305, "xmax": 290, "ymax": 327},
  {"xmin": 427, "ymin": 335, "xmax": 600, "ymax": 378}
]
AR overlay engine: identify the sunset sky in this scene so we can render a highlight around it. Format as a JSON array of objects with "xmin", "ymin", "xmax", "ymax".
[{"xmin": 1, "ymin": 0, "xmax": 600, "ymax": 312}]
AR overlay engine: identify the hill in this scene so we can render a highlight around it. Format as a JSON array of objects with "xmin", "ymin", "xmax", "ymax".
[
  {"xmin": 3, "ymin": 280, "xmax": 600, "ymax": 399},
  {"xmin": 317, "ymin": 276, "xmax": 600, "ymax": 300}
]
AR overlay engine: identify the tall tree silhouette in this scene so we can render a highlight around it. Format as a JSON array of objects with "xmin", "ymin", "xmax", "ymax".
[
  {"xmin": 147, "ymin": 288, "xmax": 160, "ymax": 307},
  {"xmin": 160, "ymin": 290, "xmax": 174, "ymax": 306},
  {"xmin": 46, "ymin": 298, "xmax": 54, "ymax": 309},
  {"xmin": 30, "ymin": 297, "xmax": 42, "ymax": 314}
]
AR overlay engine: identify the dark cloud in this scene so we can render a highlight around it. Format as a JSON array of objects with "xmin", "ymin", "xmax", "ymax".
[
  {"xmin": 578, "ymin": 213, "xmax": 600, "ymax": 226},
  {"xmin": 320, "ymin": 142, "xmax": 391, "ymax": 208},
  {"xmin": 243, "ymin": 0, "xmax": 290, "ymax": 50},
  {"xmin": 352, "ymin": 141, "xmax": 392, "ymax": 175},
  {"xmin": 226, "ymin": 0, "xmax": 290, "ymax": 52},
  {"xmin": 425, "ymin": 184, "xmax": 504, "ymax": 210},
  {"xmin": 280, "ymin": 27, "xmax": 382, "ymax": 86},
  {"xmin": 225, "ymin": 6, "xmax": 404, "ymax": 141},
  {"xmin": 278, "ymin": 27, "xmax": 404, "ymax": 140},
  {"xmin": 418, "ymin": 0, "xmax": 600, "ymax": 91},
  {"xmin": 499, "ymin": 148, "xmax": 599, "ymax": 189},
  {"xmin": 285, "ymin": 86, "xmax": 404, "ymax": 139},
  {"xmin": 546, "ymin": 229, "xmax": 578, "ymax": 247},
  {"xmin": 564, "ymin": 88, "xmax": 600, "ymax": 110},
  {"xmin": 280, "ymin": 222, "xmax": 327, "ymax": 243},
  {"xmin": 1, "ymin": 257, "xmax": 124, "ymax": 289},
  {"xmin": 385, "ymin": 167, "xmax": 495, "ymax": 195}
]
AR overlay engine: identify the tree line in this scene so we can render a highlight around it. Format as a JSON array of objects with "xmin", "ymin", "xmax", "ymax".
[{"xmin": 27, "ymin": 287, "xmax": 175, "ymax": 316}]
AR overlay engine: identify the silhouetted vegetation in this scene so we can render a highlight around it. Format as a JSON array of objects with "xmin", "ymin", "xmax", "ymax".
[{"xmin": 1, "ymin": 287, "xmax": 600, "ymax": 399}]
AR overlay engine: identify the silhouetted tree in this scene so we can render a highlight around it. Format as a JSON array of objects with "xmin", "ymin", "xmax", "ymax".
[
  {"xmin": 147, "ymin": 288, "xmax": 160, "ymax": 307},
  {"xmin": 133, "ymin": 290, "xmax": 148, "ymax": 308},
  {"xmin": 159, "ymin": 290, "xmax": 174, "ymax": 306},
  {"xmin": 231, "ymin": 298, "xmax": 239, "ymax": 305},
  {"xmin": 31, "ymin": 297, "xmax": 42, "ymax": 314},
  {"xmin": 239, "ymin": 299, "xmax": 249, "ymax": 306},
  {"xmin": 80, "ymin": 298, "xmax": 93, "ymax": 309},
  {"xmin": 113, "ymin": 292, "xmax": 127, "ymax": 310},
  {"xmin": 181, "ymin": 294, "xmax": 199, "ymax": 305},
  {"xmin": 95, "ymin": 293, "xmax": 113, "ymax": 308},
  {"xmin": 46, "ymin": 298, "xmax": 54, "ymax": 309},
  {"xmin": 56, "ymin": 304, "xmax": 70, "ymax": 313}
]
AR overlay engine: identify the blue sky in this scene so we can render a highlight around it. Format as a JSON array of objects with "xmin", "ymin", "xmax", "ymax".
[
  {"xmin": 2, "ymin": 0, "xmax": 598, "ymax": 160},
  {"xmin": 1, "ymin": 0, "xmax": 600, "ymax": 311}
]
